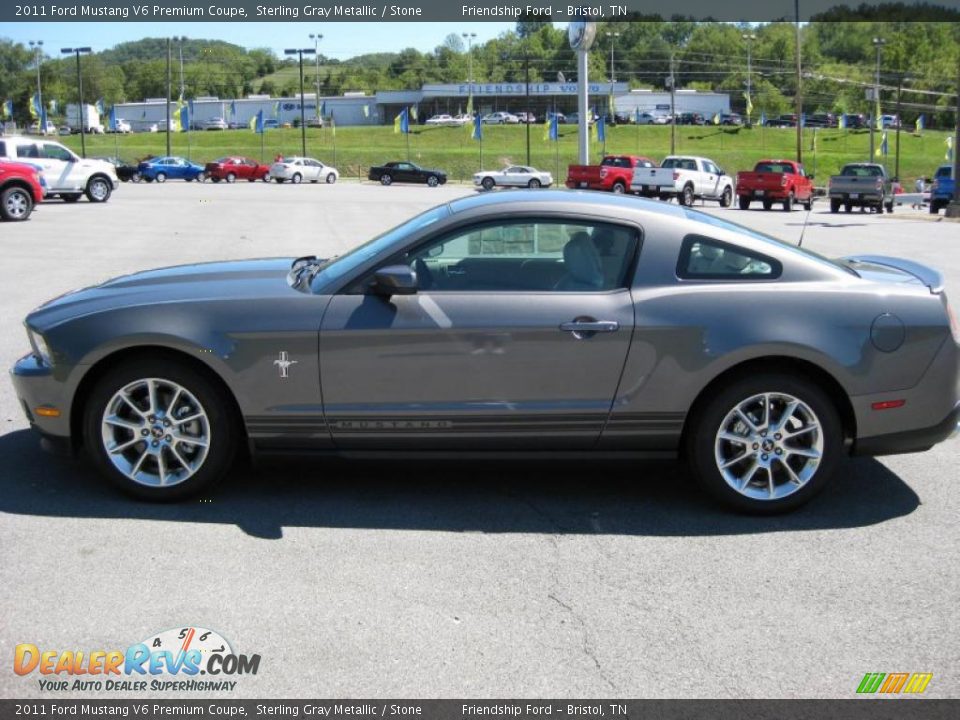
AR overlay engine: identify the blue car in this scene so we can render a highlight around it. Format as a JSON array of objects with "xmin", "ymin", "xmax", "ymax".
[
  {"xmin": 138, "ymin": 156, "xmax": 205, "ymax": 183},
  {"xmin": 930, "ymin": 164, "xmax": 955, "ymax": 214}
]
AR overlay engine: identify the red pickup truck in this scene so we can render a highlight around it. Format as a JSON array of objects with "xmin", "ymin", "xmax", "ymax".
[
  {"xmin": 736, "ymin": 159, "xmax": 815, "ymax": 211},
  {"xmin": 0, "ymin": 160, "xmax": 45, "ymax": 222},
  {"xmin": 566, "ymin": 155, "xmax": 656, "ymax": 194}
]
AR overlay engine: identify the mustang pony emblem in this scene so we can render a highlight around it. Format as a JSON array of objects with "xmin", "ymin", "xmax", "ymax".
[{"xmin": 273, "ymin": 351, "xmax": 298, "ymax": 379}]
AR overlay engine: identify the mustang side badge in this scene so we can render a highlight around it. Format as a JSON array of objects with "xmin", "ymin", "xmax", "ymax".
[{"xmin": 273, "ymin": 351, "xmax": 298, "ymax": 379}]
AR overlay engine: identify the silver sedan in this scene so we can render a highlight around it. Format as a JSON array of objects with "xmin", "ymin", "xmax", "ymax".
[{"xmin": 474, "ymin": 166, "xmax": 554, "ymax": 190}]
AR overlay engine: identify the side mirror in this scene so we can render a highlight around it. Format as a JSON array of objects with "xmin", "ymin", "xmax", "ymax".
[
  {"xmin": 718, "ymin": 169, "xmax": 726, "ymax": 176},
  {"xmin": 373, "ymin": 265, "xmax": 418, "ymax": 297}
]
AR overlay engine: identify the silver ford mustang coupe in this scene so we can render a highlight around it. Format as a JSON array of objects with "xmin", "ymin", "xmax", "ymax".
[{"xmin": 11, "ymin": 192, "xmax": 960, "ymax": 512}]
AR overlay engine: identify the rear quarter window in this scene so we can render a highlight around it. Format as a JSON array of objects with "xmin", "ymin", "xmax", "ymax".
[{"xmin": 677, "ymin": 235, "xmax": 782, "ymax": 280}]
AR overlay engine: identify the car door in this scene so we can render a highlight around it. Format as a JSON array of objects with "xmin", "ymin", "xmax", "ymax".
[
  {"xmin": 394, "ymin": 163, "xmax": 414, "ymax": 182},
  {"xmin": 504, "ymin": 166, "xmax": 525, "ymax": 186},
  {"xmin": 318, "ymin": 216, "xmax": 640, "ymax": 450},
  {"xmin": 699, "ymin": 160, "xmax": 722, "ymax": 198},
  {"xmin": 13, "ymin": 141, "xmax": 66, "ymax": 191}
]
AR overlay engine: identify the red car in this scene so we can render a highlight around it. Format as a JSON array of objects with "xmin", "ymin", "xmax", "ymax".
[
  {"xmin": 0, "ymin": 160, "xmax": 45, "ymax": 222},
  {"xmin": 736, "ymin": 159, "xmax": 815, "ymax": 211},
  {"xmin": 566, "ymin": 155, "xmax": 657, "ymax": 194},
  {"xmin": 204, "ymin": 157, "xmax": 271, "ymax": 183}
]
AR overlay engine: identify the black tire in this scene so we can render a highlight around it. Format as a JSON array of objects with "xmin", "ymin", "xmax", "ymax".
[
  {"xmin": 528, "ymin": 178, "xmax": 541, "ymax": 189},
  {"xmin": 885, "ymin": 200, "xmax": 894, "ymax": 214},
  {"xmin": 783, "ymin": 192, "xmax": 794, "ymax": 212},
  {"xmin": 611, "ymin": 181, "xmax": 626, "ymax": 194},
  {"xmin": 762, "ymin": 200, "xmax": 772, "ymax": 211},
  {"xmin": 85, "ymin": 175, "xmax": 112, "ymax": 203},
  {"xmin": 930, "ymin": 200, "xmax": 941, "ymax": 214},
  {"xmin": 481, "ymin": 176, "xmax": 496, "ymax": 191},
  {"xmin": 680, "ymin": 184, "xmax": 695, "ymax": 207},
  {"xmin": 719, "ymin": 186, "xmax": 732, "ymax": 207},
  {"xmin": 0, "ymin": 185, "xmax": 33, "ymax": 221},
  {"xmin": 82, "ymin": 356, "xmax": 239, "ymax": 502},
  {"xmin": 326, "ymin": 173, "xmax": 336, "ymax": 184},
  {"xmin": 844, "ymin": 203, "xmax": 852, "ymax": 213},
  {"xmin": 155, "ymin": 172, "xmax": 167, "ymax": 184},
  {"xmin": 225, "ymin": 173, "xmax": 236, "ymax": 183},
  {"xmin": 427, "ymin": 175, "xmax": 439, "ymax": 187},
  {"xmin": 738, "ymin": 196, "xmax": 750, "ymax": 210},
  {"xmin": 61, "ymin": 194, "xmax": 81, "ymax": 203},
  {"xmin": 658, "ymin": 194, "xmax": 671, "ymax": 202},
  {"xmin": 830, "ymin": 199, "xmax": 840, "ymax": 213},
  {"xmin": 274, "ymin": 178, "xmax": 285, "ymax": 184},
  {"xmin": 211, "ymin": 177, "xmax": 221, "ymax": 183},
  {"xmin": 687, "ymin": 373, "xmax": 843, "ymax": 514},
  {"xmin": 803, "ymin": 198, "xmax": 813, "ymax": 211},
  {"xmin": 380, "ymin": 174, "xmax": 392, "ymax": 186},
  {"xmin": 291, "ymin": 173, "xmax": 302, "ymax": 184}
]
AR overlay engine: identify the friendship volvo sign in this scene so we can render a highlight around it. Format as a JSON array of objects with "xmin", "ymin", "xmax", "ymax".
[{"xmin": 423, "ymin": 83, "xmax": 629, "ymax": 98}]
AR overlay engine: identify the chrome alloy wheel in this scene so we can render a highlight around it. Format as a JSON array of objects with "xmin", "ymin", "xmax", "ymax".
[
  {"xmin": 100, "ymin": 378, "xmax": 211, "ymax": 487},
  {"xmin": 4, "ymin": 189, "xmax": 30, "ymax": 219},
  {"xmin": 713, "ymin": 392, "xmax": 823, "ymax": 500},
  {"xmin": 88, "ymin": 178, "xmax": 110, "ymax": 201}
]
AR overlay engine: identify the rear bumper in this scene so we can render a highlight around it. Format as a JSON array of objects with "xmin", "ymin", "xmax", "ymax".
[
  {"xmin": 829, "ymin": 192, "xmax": 883, "ymax": 204},
  {"xmin": 738, "ymin": 188, "xmax": 789, "ymax": 199},
  {"xmin": 854, "ymin": 401, "xmax": 960, "ymax": 456}
]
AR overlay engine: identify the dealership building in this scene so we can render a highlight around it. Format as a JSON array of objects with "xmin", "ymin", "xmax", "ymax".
[{"xmin": 112, "ymin": 85, "xmax": 730, "ymax": 129}]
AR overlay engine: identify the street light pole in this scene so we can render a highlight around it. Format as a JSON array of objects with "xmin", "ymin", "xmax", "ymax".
[
  {"xmin": 285, "ymin": 47, "xmax": 316, "ymax": 157},
  {"xmin": 462, "ymin": 32, "xmax": 476, "ymax": 114},
  {"xmin": 947, "ymin": 48, "xmax": 960, "ymax": 218},
  {"xmin": 668, "ymin": 54, "xmax": 676, "ymax": 154},
  {"xmin": 309, "ymin": 33, "xmax": 323, "ymax": 120},
  {"xmin": 61, "ymin": 47, "xmax": 91, "ymax": 157},
  {"xmin": 794, "ymin": 0, "xmax": 803, "ymax": 163},
  {"xmin": 165, "ymin": 37, "xmax": 172, "ymax": 156},
  {"xmin": 870, "ymin": 37, "xmax": 886, "ymax": 160},
  {"xmin": 605, "ymin": 31, "xmax": 620, "ymax": 82},
  {"xmin": 29, "ymin": 40, "xmax": 44, "ymax": 134}
]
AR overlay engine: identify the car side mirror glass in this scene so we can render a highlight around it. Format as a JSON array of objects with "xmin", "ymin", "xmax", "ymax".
[{"xmin": 373, "ymin": 265, "xmax": 418, "ymax": 297}]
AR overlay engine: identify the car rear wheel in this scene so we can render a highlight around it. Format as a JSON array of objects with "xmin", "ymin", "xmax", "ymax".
[
  {"xmin": 1, "ymin": 186, "xmax": 33, "ymax": 221},
  {"xmin": 830, "ymin": 199, "xmax": 840, "ymax": 213},
  {"xmin": 131, "ymin": 172, "xmax": 142, "ymax": 183},
  {"xmin": 885, "ymin": 200, "xmax": 894, "ymax": 213},
  {"xmin": 688, "ymin": 373, "xmax": 842, "ymax": 514},
  {"xmin": 930, "ymin": 200, "xmax": 941, "ymax": 214},
  {"xmin": 86, "ymin": 176, "xmax": 112, "ymax": 203},
  {"xmin": 481, "ymin": 177, "xmax": 495, "ymax": 191},
  {"xmin": 225, "ymin": 173, "xmax": 236, "ymax": 183},
  {"xmin": 380, "ymin": 174, "xmax": 393, "ymax": 186},
  {"xmin": 844, "ymin": 203, "xmax": 852, "ymax": 213},
  {"xmin": 83, "ymin": 358, "xmax": 239, "ymax": 501},
  {"xmin": 803, "ymin": 197, "xmax": 813, "ymax": 211},
  {"xmin": 762, "ymin": 200, "xmax": 772, "ymax": 211},
  {"xmin": 680, "ymin": 184, "xmax": 695, "ymax": 206},
  {"xmin": 738, "ymin": 196, "xmax": 750, "ymax": 210},
  {"xmin": 783, "ymin": 192, "xmax": 794, "ymax": 212},
  {"xmin": 291, "ymin": 173, "xmax": 302, "ymax": 184},
  {"xmin": 719, "ymin": 186, "xmax": 732, "ymax": 207},
  {"xmin": 612, "ymin": 181, "xmax": 626, "ymax": 194},
  {"xmin": 528, "ymin": 178, "xmax": 541, "ymax": 189},
  {"xmin": 326, "ymin": 173, "xmax": 337, "ymax": 184},
  {"xmin": 155, "ymin": 172, "xmax": 167, "ymax": 183},
  {"xmin": 427, "ymin": 175, "xmax": 439, "ymax": 187},
  {"xmin": 211, "ymin": 177, "xmax": 221, "ymax": 183}
]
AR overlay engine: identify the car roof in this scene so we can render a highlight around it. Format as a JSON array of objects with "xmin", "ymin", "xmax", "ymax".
[{"xmin": 447, "ymin": 189, "xmax": 688, "ymax": 220}]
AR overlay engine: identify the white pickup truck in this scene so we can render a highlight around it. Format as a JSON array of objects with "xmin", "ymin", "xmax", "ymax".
[
  {"xmin": 0, "ymin": 136, "xmax": 119, "ymax": 203},
  {"xmin": 631, "ymin": 155, "xmax": 735, "ymax": 207}
]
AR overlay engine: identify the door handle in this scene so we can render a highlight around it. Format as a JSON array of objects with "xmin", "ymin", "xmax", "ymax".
[{"xmin": 559, "ymin": 320, "xmax": 619, "ymax": 338}]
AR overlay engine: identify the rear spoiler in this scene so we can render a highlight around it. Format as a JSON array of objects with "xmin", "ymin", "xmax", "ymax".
[{"xmin": 844, "ymin": 255, "xmax": 945, "ymax": 294}]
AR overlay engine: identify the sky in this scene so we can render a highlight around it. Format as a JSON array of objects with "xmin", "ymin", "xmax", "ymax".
[{"xmin": 2, "ymin": 22, "xmax": 518, "ymax": 59}]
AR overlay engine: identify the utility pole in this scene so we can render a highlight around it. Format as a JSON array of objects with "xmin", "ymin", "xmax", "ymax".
[
  {"xmin": 794, "ymin": 0, "xmax": 803, "ymax": 163},
  {"xmin": 166, "ymin": 37, "xmax": 172, "ymax": 156},
  {"xmin": 742, "ymin": 33, "xmax": 756, "ymax": 125},
  {"xmin": 178, "ymin": 38, "xmax": 186, "ymax": 98},
  {"xmin": 894, "ymin": 73, "xmax": 903, "ymax": 179},
  {"xmin": 462, "ymin": 32, "xmax": 476, "ymax": 115},
  {"xmin": 669, "ymin": 54, "xmax": 676, "ymax": 154},
  {"xmin": 29, "ymin": 40, "xmax": 44, "ymax": 134},
  {"xmin": 524, "ymin": 54, "xmax": 531, "ymax": 165},
  {"xmin": 870, "ymin": 37, "xmax": 886, "ymax": 160}
]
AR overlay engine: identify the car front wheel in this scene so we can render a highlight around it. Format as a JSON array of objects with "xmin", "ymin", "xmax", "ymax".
[
  {"xmin": 680, "ymin": 184, "xmax": 695, "ymax": 206},
  {"xmin": 83, "ymin": 357, "xmax": 238, "ymax": 501},
  {"xmin": 86, "ymin": 176, "xmax": 112, "ymax": 203},
  {"xmin": 688, "ymin": 373, "xmax": 841, "ymax": 513},
  {"xmin": 1, "ymin": 186, "xmax": 33, "ymax": 221}
]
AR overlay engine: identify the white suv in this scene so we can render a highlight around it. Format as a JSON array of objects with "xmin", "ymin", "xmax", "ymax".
[{"xmin": 0, "ymin": 136, "xmax": 119, "ymax": 203}]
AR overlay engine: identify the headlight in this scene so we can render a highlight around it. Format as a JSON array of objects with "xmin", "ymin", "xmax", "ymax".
[{"xmin": 27, "ymin": 327, "xmax": 53, "ymax": 365}]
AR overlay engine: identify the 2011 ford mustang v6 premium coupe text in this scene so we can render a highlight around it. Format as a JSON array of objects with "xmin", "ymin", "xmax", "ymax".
[{"xmin": 11, "ymin": 192, "xmax": 960, "ymax": 512}]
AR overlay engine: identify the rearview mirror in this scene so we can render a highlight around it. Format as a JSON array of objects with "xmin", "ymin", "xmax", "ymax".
[{"xmin": 373, "ymin": 265, "xmax": 418, "ymax": 296}]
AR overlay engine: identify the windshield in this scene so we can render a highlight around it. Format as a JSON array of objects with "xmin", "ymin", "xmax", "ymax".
[
  {"xmin": 681, "ymin": 208, "xmax": 853, "ymax": 273},
  {"xmin": 310, "ymin": 204, "xmax": 450, "ymax": 291}
]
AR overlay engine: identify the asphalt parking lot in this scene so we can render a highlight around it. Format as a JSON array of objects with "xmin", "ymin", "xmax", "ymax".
[{"xmin": 1, "ymin": 182, "xmax": 958, "ymax": 699}]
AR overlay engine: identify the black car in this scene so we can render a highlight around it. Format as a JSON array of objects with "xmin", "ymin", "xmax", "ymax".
[
  {"xmin": 368, "ymin": 161, "xmax": 447, "ymax": 187},
  {"xmin": 97, "ymin": 157, "xmax": 143, "ymax": 183},
  {"xmin": 765, "ymin": 115, "xmax": 797, "ymax": 128},
  {"xmin": 806, "ymin": 113, "xmax": 837, "ymax": 128},
  {"xmin": 677, "ymin": 112, "xmax": 706, "ymax": 126},
  {"xmin": 843, "ymin": 113, "xmax": 867, "ymax": 129},
  {"xmin": 720, "ymin": 113, "xmax": 743, "ymax": 126}
]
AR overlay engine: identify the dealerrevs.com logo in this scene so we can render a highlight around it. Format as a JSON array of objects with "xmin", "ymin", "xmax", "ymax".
[
  {"xmin": 14, "ymin": 626, "xmax": 260, "ymax": 692},
  {"xmin": 856, "ymin": 672, "xmax": 933, "ymax": 695}
]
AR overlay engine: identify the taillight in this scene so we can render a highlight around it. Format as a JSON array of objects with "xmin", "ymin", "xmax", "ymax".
[
  {"xmin": 673, "ymin": 171, "xmax": 680, "ymax": 181},
  {"xmin": 876, "ymin": 180, "xmax": 883, "ymax": 191},
  {"xmin": 600, "ymin": 168, "xmax": 607, "ymax": 179},
  {"xmin": 781, "ymin": 176, "xmax": 788, "ymax": 186},
  {"xmin": 947, "ymin": 296, "xmax": 960, "ymax": 344}
]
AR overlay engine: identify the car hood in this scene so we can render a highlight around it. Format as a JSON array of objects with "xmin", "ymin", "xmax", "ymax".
[{"xmin": 27, "ymin": 258, "xmax": 297, "ymax": 330}]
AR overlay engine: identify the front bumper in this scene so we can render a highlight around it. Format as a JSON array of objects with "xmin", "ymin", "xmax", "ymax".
[{"xmin": 9, "ymin": 352, "xmax": 73, "ymax": 449}]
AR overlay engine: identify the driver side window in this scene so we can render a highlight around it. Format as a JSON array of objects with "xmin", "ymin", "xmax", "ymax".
[{"xmin": 401, "ymin": 220, "xmax": 640, "ymax": 292}]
